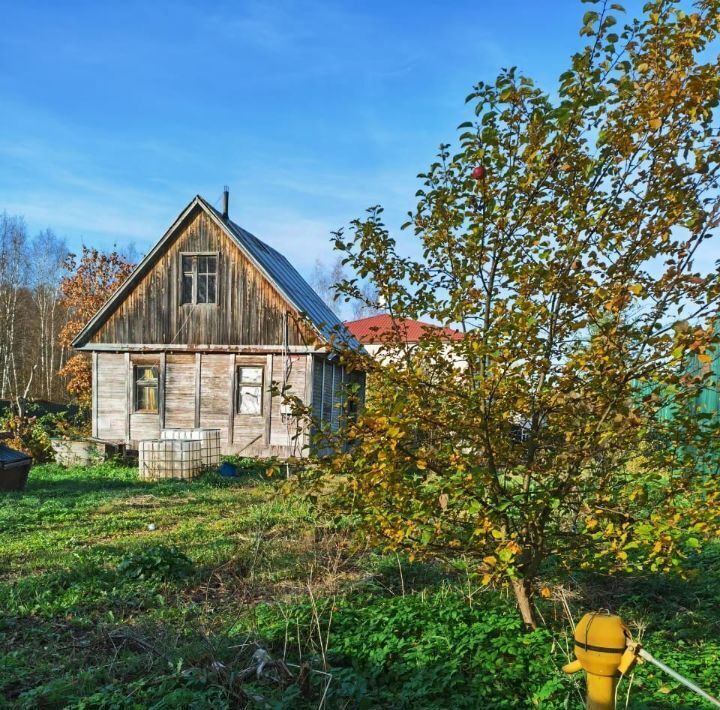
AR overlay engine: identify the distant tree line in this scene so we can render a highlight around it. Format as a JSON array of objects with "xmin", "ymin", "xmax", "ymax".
[
  {"xmin": 0, "ymin": 211, "xmax": 135, "ymax": 412},
  {"xmin": 0, "ymin": 212, "xmax": 70, "ymax": 408},
  {"xmin": 310, "ymin": 255, "xmax": 382, "ymax": 320}
]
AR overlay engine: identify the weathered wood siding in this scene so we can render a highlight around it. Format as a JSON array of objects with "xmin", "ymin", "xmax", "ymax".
[
  {"xmin": 87, "ymin": 206, "xmax": 313, "ymax": 348},
  {"xmin": 313, "ymin": 356, "xmax": 347, "ymax": 431},
  {"xmin": 310, "ymin": 355, "xmax": 365, "ymax": 454},
  {"xmin": 269, "ymin": 353, "xmax": 309, "ymax": 453},
  {"xmin": 165, "ymin": 354, "xmax": 196, "ymax": 429},
  {"xmin": 199, "ymin": 354, "xmax": 232, "ymax": 449},
  {"xmin": 93, "ymin": 350, "xmax": 313, "ymax": 457},
  {"xmin": 95, "ymin": 353, "xmax": 128, "ymax": 441}
]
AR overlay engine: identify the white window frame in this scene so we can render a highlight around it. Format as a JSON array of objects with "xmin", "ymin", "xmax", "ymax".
[{"xmin": 236, "ymin": 365, "xmax": 264, "ymax": 415}]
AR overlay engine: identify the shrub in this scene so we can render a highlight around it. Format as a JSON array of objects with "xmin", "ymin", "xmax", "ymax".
[
  {"xmin": 117, "ymin": 545, "xmax": 195, "ymax": 583},
  {"xmin": 37, "ymin": 407, "xmax": 91, "ymax": 440},
  {"xmin": 0, "ymin": 412, "xmax": 52, "ymax": 462},
  {"xmin": 251, "ymin": 590, "xmax": 572, "ymax": 708}
]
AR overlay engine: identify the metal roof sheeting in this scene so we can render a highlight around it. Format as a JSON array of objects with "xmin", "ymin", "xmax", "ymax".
[
  {"xmin": 72, "ymin": 194, "xmax": 363, "ymax": 352},
  {"xmin": 201, "ymin": 197, "xmax": 362, "ymax": 351}
]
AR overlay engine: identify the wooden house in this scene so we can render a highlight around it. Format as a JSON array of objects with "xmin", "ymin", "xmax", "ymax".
[{"xmin": 72, "ymin": 191, "xmax": 364, "ymax": 458}]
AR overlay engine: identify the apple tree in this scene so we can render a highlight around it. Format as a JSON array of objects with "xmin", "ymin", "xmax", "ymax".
[{"xmin": 312, "ymin": 0, "xmax": 720, "ymax": 627}]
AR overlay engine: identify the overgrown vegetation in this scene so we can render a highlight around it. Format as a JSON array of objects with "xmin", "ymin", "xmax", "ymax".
[
  {"xmin": 1, "ymin": 463, "xmax": 717, "ymax": 708},
  {"xmin": 57, "ymin": 247, "xmax": 135, "ymax": 406},
  {"xmin": 0, "ymin": 402, "xmax": 90, "ymax": 461},
  {"xmin": 319, "ymin": 0, "xmax": 720, "ymax": 628}
]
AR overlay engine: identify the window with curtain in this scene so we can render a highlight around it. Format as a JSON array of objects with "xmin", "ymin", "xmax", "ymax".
[
  {"xmin": 236, "ymin": 366, "xmax": 263, "ymax": 415},
  {"xmin": 181, "ymin": 253, "xmax": 217, "ymax": 304},
  {"xmin": 134, "ymin": 365, "xmax": 159, "ymax": 413}
]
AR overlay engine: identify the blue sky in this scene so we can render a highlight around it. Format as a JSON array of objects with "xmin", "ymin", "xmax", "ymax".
[{"xmin": 1, "ymin": 0, "xmax": 646, "ymax": 278}]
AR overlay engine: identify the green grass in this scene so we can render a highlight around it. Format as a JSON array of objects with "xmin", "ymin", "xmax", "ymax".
[{"xmin": 1, "ymin": 463, "xmax": 718, "ymax": 708}]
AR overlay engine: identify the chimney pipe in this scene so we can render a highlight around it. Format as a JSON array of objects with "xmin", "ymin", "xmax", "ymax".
[{"xmin": 222, "ymin": 186, "xmax": 229, "ymax": 220}]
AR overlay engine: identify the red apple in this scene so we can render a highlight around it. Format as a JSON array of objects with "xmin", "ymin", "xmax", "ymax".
[{"xmin": 472, "ymin": 165, "xmax": 486, "ymax": 180}]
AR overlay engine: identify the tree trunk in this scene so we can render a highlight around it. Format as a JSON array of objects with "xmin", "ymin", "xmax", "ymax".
[{"xmin": 512, "ymin": 577, "xmax": 538, "ymax": 630}]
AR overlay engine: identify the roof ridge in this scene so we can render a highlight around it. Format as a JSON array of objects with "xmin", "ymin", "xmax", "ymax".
[
  {"xmin": 72, "ymin": 193, "xmax": 364, "ymax": 352},
  {"xmin": 199, "ymin": 197, "xmax": 283, "ymax": 258},
  {"xmin": 346, "ymin": 313, "xmax": 452, "ymax": 328}
]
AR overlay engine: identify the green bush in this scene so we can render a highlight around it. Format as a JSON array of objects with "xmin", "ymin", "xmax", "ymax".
[
  {"xmin": 220, "ymin": 455, "xmax": 281, "ymax": 477},
  {"xmin": 0, "ymin": 412, "xmax": 53, "ymax": 461},
  {"xmin": 0, "ymin": 405, "xmax": 91, "ymax": 462},
  {"xmin": 117, "ymin": 545, "xmax": 195, "ymax": 583},
  {"xmin": 37, "ymin": 406, "xmax": 91, "ymax": 440},
  {"xmin": 251, "ymin": 590, "xmax": 574, "ymax": 709}
]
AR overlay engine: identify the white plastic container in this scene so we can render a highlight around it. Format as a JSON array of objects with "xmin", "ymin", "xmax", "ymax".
[
  {"xmin": 160, "ymin": 428, "xmax": 221, "ymax": 468},
  {"xmin": 138, "ymin": 439, "xmax": 203, "ymax": 480}
]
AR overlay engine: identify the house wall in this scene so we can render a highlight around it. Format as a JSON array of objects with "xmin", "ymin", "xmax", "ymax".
[
  {"xmin": 93, "ymin": 350, "xmax": 313, "ymax": 458},
  {"xmin": 311, "ymin": 355, "xmax": 365, "ymax": 455},
  {"xmin": 165, "ymin": 354, "xmax": 195, "ymax": 429},
  {"xmin": 86, "ymin": 206, "xmax": 314, "ymax": 348},
  {"xmin": 94, "ymin": 352, "xmax": 128, "ymax": 440}
]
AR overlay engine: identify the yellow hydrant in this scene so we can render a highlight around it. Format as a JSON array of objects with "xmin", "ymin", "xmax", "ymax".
[{"xmin": 563, "ymin": 612, "xmax": 637, "ymax": 710}]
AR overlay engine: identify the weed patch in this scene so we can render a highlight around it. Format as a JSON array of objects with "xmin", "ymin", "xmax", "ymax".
[{"xmin": 0, "ymin": 464, "xmax": 717, "ymax": 708}]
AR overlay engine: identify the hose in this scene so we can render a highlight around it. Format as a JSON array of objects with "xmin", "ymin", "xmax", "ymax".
[{"xmin": 637, "ymin": 648, "xmax": 720, "ymax": 708}]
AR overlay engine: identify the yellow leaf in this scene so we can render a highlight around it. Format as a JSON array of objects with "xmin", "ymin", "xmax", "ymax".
[
  {"xmin": 649, "ymin": 117, "xmax": 662, "ymax": 131},
  {"xmin": 541, "ymin": 587, "xmax": 552, "ymax": 598},
  {"xmin": 507, "ymin": 541, "xmax": 522, "ymax": 555},
  {"xmin": 483, "ymin": 555, "xmax": 497, "ymax": 567}
]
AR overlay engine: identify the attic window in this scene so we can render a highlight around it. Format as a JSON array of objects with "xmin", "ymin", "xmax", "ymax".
[{"xmin": 181, "ymin": 253, "xmax": 217, "ymax": 305}]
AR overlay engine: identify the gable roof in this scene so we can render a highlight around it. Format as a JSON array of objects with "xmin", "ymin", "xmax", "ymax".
[
  {"xmin": 72, "ymin": 195, "xmax": 361, "ymax": 351},
  {"xmin": 345, "ymin": 314, "xmax": 464, "ymax": 344}
]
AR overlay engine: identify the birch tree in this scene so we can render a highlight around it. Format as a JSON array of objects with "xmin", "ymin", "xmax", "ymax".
[
  {"xmin": 311, "ymin": 256, "xmax": 383, "ymax": 319},
  {"xmin": 0, "ymin": 213, "xmax": 30, "ymax": 403},
  {"xmin": 29, "ymin": 229, "xmax": 69, "ymax": 400}
]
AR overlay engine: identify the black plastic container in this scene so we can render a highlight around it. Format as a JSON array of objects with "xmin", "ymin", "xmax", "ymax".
[{"xmin": 0, "ymin": 445, "xmax": 32, "ymax": 492}]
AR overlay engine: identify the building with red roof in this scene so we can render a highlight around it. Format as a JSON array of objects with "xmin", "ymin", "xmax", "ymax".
[{"xmin": 344, "ymin": 314, "xmax": 464, "ymax": 358}]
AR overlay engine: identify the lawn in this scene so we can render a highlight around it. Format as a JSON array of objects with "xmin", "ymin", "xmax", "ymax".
[{"xmin": 0, "ymin": 463, "xmax": 718, "ymax": 708}]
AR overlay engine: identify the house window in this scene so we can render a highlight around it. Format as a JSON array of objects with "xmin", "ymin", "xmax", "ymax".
[
  {"xmin": 181, "ymin": 253, "xmax": 217, "ymax": 304},
  {"xmin": 236, "ymin": 366, "xmax": 263, "ymax": 415},
  {"xmin": 135, "ymin": 365, "xmax": 159, "ymax": 413}
]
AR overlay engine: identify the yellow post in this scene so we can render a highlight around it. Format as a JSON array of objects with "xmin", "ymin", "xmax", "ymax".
[{"xmin": 562, "ymin": 612, "xmax": 633, "ymax": 710}]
